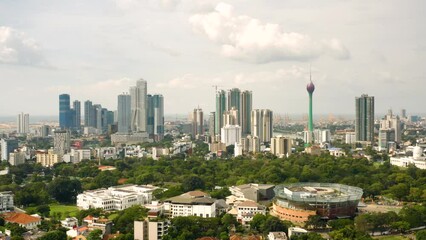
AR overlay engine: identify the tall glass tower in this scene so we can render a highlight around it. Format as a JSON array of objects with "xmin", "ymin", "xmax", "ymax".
[
  {"xmin": 59, "ymin": 94, "xmax": 71, "ymax": 129},
  {"xmin": 355, "ymin": 94, "xmax": 375, "ymax": 144},
  {"xmin": 215, "ymin": 90, "xmax": 226, "ymax": 135}
]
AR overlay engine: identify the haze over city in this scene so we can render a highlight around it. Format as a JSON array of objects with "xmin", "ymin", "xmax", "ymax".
[{"xmin": 1, "ymin": 0, "xmax": 425, "ymax": 116}]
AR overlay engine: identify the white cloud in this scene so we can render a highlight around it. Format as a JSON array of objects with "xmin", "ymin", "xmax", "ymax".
[
  {"xmin": 189, "ymin": 2, "xmax": 350, "ymax": 63},
  {"xmin": 156, "ymin": 74, "xmax": 221, "ymax": 89},
  {"xmin": 0, "ymin": 26, "xmax": 45, "ymax": 66}
]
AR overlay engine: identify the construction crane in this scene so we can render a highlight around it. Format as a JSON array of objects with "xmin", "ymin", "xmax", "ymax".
[{"xmin": 212, "ymin": 85, "xmax": 223, "ymax": 93}]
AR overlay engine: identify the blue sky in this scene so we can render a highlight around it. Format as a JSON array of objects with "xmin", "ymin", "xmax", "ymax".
[{"xmin": 0, "ymin": 0, "xmax": 425, "ymax": 116}]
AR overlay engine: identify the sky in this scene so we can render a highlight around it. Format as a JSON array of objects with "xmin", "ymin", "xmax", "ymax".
[{"xmin": 0, "ymin": 0, "xmax": 425, "ymax": 117}]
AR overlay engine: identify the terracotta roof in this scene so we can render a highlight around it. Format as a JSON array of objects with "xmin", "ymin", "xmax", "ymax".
[
  {"xmin": 3, "ymin": 212, "xmax": 41, "ymax": 225},
  {"xmin": 230, "ymin": 235, "xmax": 261, "ymax": 240},
  {"xmin": 83, "ymin": 215, "xmax": 94, "ymax": 221}
]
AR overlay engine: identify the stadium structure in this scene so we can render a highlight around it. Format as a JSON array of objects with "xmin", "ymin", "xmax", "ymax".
[{"xmin": 271, "ymin": 183, "xmax": 363, "ymax": 223}]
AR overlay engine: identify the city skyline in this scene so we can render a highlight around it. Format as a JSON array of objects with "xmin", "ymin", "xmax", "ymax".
[{"xmin": 1, "ymin": 1, "xmax": 425, "ymax": 116}]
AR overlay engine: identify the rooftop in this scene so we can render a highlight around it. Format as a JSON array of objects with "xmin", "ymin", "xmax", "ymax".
[{"xmin": 3, "ymin": 212, "xmax": 41, "ymax": 225}]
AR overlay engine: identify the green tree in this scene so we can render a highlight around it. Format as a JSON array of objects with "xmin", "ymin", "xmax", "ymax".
[
  {"xmin": 113, "ymin": 206, "xmax": 148, "ymax": 234},
  {"xmin": 182, "ymin": 175, "xmax": 205, "ymax": 192},
  {"xmin": 36, "ymin": 205, "xmax": 51, "ymax": 217},
  {"xmin": 417, "ymin": 230, "xmax": 426, "ymax": 240},
  {"xmin": 47, "ymin": 177, "xmax": 82, "ymax": 203},
  {"xmin": 329, "ymin": 225, "xmax": 372, "ymax": 240},
  {"xmin": 249, "ymin": 214, "xmax": 267, "ymax": 232},
  {"xmin": 5, "ymin": 223, "xmax": 27, "ymax": 237},
  {"xmin": 328, "ymin": 219, "xmax": 353, "ymax": 231},
  {"xmin": 305, "ymin": 215, "xmax": 326, "ymax": 230},
  {"xmin": 37, "ymin": 230, "xmax": 67, "ymax": 240}
]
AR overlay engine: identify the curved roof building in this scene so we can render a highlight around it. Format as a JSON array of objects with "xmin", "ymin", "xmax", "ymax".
[{"xmin": 271, "ymin": 183, "xmax": 363, "ymax": 223}]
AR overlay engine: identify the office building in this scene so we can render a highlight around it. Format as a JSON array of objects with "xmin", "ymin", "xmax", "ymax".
[
  {"xmin": 0, "ymin": 138, "xmax": 18, "ymax": 161},
  {"xmin": 251, "ymin": 109, "xmax": 273, "ymax": 143},
  {"xmin": 241, "ymin": 90, "xmax": 252, "ymax": 135},
  {"xmin": 59, "ymin": 94, "xmax": 71, "ymax": 129},
  {"xmin": 355, "ymin": 94, "xmax": 375, "ymax": 144},
  {"xmin": 117, "ymin": 93, "xmax": 131, "ymax": 133},
  {"xmin": 270, "ymin": 136, "xmax": 292, "ymax": 157},
  {"xmin": 17, "ymin": 112, "xmax": 29, "ymax": 134},
  {"xmin": 228, "ymin": 88, "xmax": 241, "ymax": 124},
  {"xmin": 215, "ymin": 90, "xmax": 226, "ymax": 135},
  {"xmin": 73, "ymin": 100, "xmax": 81, "ymax": 130},
  {"xmin": 84, "ymin": 100, "xmax": 96, "ymax": 127},
  {"xmin": 192, "ymin": 108, "xmax": 204, "ymax": 138},
  {"xmin": 130, "ymin": 79, "xmax": 148, "ymax": 132},
  {"xmin": 147, "ymin": 94, "xmax": 164, "ymax": 141}
]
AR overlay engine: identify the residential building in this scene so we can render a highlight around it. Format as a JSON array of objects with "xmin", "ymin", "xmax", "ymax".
[
  {"xmin": 192, "ymin": 107, "xmax": 204, "ymax": 138},
  {"xmin": 355, "ymin": 94, "xmax": 375, "ymax": 144},
  {"xmin": 9, "ymin": 152, "xmax": 26, "ymax": 166},
  {"xmin": 17, "ymin": 112, "xmax": 29, "ymax": 134},
  {"xmin": 3, "ymin": 212, "xmax": 41, "ymax": 230},
  {"xmin": 39, "ymin": 125, "xmax": 52, "ymax": 137},
  {"xmin": 61, "ymin": 217, "xmax": 79, "ymax": 229},
  {"xmin": 251, "ymin": 109, "xmax": 273, "ymax": 143},
  {"xmin": 223, "ymin": 108, "xmax": 238, "ymax": 126},
  {"xmin": 134, "ymin": 218, "xmax": 170, "ymax": 240},
  {"xmin": 215, "ymin": 90, "xmax": 226, "ymax": 135},
  {"xmin": 117, "ymin": 93, "xmax": 132, "ymax": 133},
  {"xmin": 53, "ymin": 130, "xmax": 71, "ymax": 158},
  {"xmin": 84, "ymin": 100, "xmax": 96, "ymax": 128},
  {"xmin": 36, "ymin": 149, "xmax": 60, "ymax": 167},
  {"xmin": 208, "ymin": 112, "xmax": 215, "ymax": 139},
  {"xmin": 77, "ymin": 185, "xmax": 157, "ymax": 211},
  {"xmin": 164, "ymin": 191, "xmax": 216, "ymax": 218},
  {"xmin": 379, "ymin": 109, "xmax": 401, "ymax": 151},
  {"xmin": 227, "ymin": 88, "xmax": 241, "ymax": 124},
  {"xmin": 83, "ymin": 215, "xmax": 112, "ymax": 236},
  {"xmin": 0, "ymin": 138, "xmax": 18, "ymax": 161},
  {"xmin": 0, "ymin": 191, "xmax": 14, "ymax": 213},
  {"xmin": 345, "ymin": 132, "xmax": 356, "ymax": 145},
  {"xmin": 241, "ymin": 90, "xmax": 252, "ymax": 135},
  {"xmin": 270, "ymin": 136, "xmax": 292, "ymax": 157},
  {"xmin": 147, "ymin": 94, "xmax": 164, "ymax": 141},
  {"xmin": 221, "ymin": 125, "xmax": 242, "ymax": 146},
  {"xmin": 241, "ymin": 135, "xmax": 260, "ymax": 154},
  {"xmin": 130, "ymin": 79, "xmax": 148, "ymax": 132}
]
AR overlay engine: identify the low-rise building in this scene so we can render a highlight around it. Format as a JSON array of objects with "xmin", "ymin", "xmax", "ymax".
[
  {"xmin": 164, "ymin": 191, "xmax": 216, "ymax": 218},
  {"xmin": 3, "ymin": 212, "xmax": 41, "ymax": 230},
  {"xmin": 229, "ymin": 183, "xmax": 275, "ymax": 202},
  {"xmin": 267, "ymin": 232, "xmax": 288, "ymax": 240},
  {"xmin": 61, "ymin": 217, "xmax": 78, "ymax": 229},
  {"xmin": 235, "ymin": 201, "xmax": 266, "ymax": 225},
  {"xmin": 8, "ymin": 152, "xmax": 26, "ymax": 166},
  {"xmin": 77, "ymin": 185, "xmax": 157, "ymax": 211},
  {"xmin": 287, "ymin": 227, "xmax": 308, "ymax": 239},
  {"xmin": 83, "ymin": 216, "xmax": 112, "ymax": 236},
  {"xmin": 390, "ymin": 146, "xmax": 426, "ymax": 169}
]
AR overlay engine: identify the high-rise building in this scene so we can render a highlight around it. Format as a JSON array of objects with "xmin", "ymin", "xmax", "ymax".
[
  {"xmin": 0, "ymin": 139, "xmax": 18, "ymax": 161},
  {"xmin": 147, "ymin": 94, "xmax": 164, "ymax": 141},
  {"xmin": 84, "ymin": 100, "xmax": 96, "ymax": 127},
  {"xmin": 378, "ymin": 109, "xmax": 401, "ymax": 151},
  {"xmin": 117, "ymin": 94, "xmax": 131, "ymax": 133},
  {"xmin": 130, "ymin": 79, "xmax": 148, "ymax": 133},
  {"xmin": 228, "ymin": 88, "xmax": 241, "ymax": 124},
  {"xmin": 221, "ymin": 125, "xmax": 242, "ymax": 146},
  {"xmin": 215, "ymin": 90, "xmax": 226, "ymax": 135},
  {"xmin": 208, "ymin": 112, "xmax": 215, "ymax": 138},
  {"xmin": 223, "ymin": 107, "xmax": 238, "ymax": 126},
  {"xmin": 270, "ymin": 136, "xmax": 292, "ymax": 157},
  {"xmin": 355, "ymin": 94, "xmax": 375, "ymax": 144},
  {"xmin": 306, "ymin": 79, "xmax": 315, "ymax": 145},
  {"xmin": 53, "ymin": 130, "xmax": 71, "ymax": 159},
  {"xmin": 17, "ymin": 112, "xmax": 29, "ymax": 134},
  {"xmin": 251, "ymin": 109, "xmax": 273, "ymax": 143},
  {"xmin": 241, "ymin": 90, "xmax": 252, "ymax": 135},
  {"xmin": 73, "ymin": 100, "xmax": 81, "ymax": 130},
  {"xmin": 192, "ymin": 108, "xmax": 204, "ymax": 138},
  {"xmin": 59, "ymin": 94, "xmax": 71, "ymax": 129}
]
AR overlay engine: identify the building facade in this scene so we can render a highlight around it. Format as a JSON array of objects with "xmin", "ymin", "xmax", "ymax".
[
  {"xmin": 270, "ymin": 136, "xmax": 292, "ymax": 157},
  {"xmin": 117, "ymin": 93, "xmax": 132, "ymax": 133},
  {"xmin": 192, "ymin": 108, "xmax": 204, "ymax": 138},
  {"xmin": 355, "ymin": 94, "xmax": 375, "ymax": 144},
  {"xmin": 17, "ymin": 112, "xmax": 29, "ymax": 134},
  {"xmin": 251, "ymin": 109, "xmax": 273, "ymax": 143},
  {"xmin": 130, "ymin": 79, "xmax": 148, "ymax": 132}
]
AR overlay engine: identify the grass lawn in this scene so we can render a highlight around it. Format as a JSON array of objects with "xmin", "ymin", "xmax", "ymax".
[
  {"xmin": 108, "ymin": 213, "xmax": 119, "ymax": 220},
  {"xmin": 49, "ymin": 203, "xmax": 79, "ymax": 218}
]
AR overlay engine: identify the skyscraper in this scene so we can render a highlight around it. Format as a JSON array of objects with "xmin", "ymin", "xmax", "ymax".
[
  {"xmin": 227, "ymin": 88, "xmax": 241, "ymax": 124},
  {"xmin": 117, "ymin": 93, "xmax": 131, "ymax": 133},
  {"xmin": 84, "ymin": 100, "xmax": 95, "ymax": 127},
  {"xmin": 251, "ymin": 109, "xmax": 273, "ymax": 143},
  {"xmin": 306, "ymin": 79, "xmax": 315, "ymax": 145},
  {"xmin": 208, "ymin": 112, "xmax": 215, "ymax": 138},
  {"xmin": 378, "ymin": 109, "xmax": 401, "ymax": 151},
  {"xmin": 241, "ymin": 90, "xmax": 252, "ymax": 135},
  {"xmin": 17, "ymin": 112, "xmax": 29, "ymax": 134},
  {"xmin": 192, "ymin": 107, "xmax": 204, "ymax": 138},
  {"xmin": 53, "ymin": 130, "xmax": 70, "ymax": 159},
  {"xmin": 73, "ymin": 100, "xmax": 81, "ymax": 130},
  {"xmin": 355, "ymin": 94, "xmax": 375, "ymax": 144},
  {"xmin": 151, "ymin": 94, "xmax": 164, "ymax": 141},
  {"xmin": 130, "ymin": 79, "xmax": 148, "ymax": 132},
  {"xmin": 215, "ymin": 90, "xmax": 226, "ymax": 135},
  {"xmin": 59, "ymin": 94, "xmax": 71, "ymax": 129}
]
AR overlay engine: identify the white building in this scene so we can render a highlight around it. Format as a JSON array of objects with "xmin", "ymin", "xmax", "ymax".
[
  {"xmin": 61, "ymin": 217, "xmax": 78, "ymax": 229},
  {"xmin": 288, "ymin": 227, "xmax": 308, "ymax": 239},
  {"xmin": 164, "ymin": 191, "xmax": 216, "ymax": 218},
  {"xmin": 235, "ymin": 200, "xmax": 266, "ymax": 225},
  {"xmin": 270, "ymin": 136, "xmax": 292, "ymax": 157},
  {"xmin": 268, "ymin": 232, "xmax": 288, "ymax": 240},
  {"xmin": 77, "ymin": 185, "xmax": 157, "ymax": 211},
  {"xmin": 345, "ymin": 132, "xmax": 356, "ymax": 145},
  {"xmin": 0, "ymin": 191, "xmax": 14, "ymax": 213},
  {"xmin": 152, "ymin": 147, "xmax": 169, "ymax": 160},
  {"xmin": 221, "ymin": 125, "xmax": 242, "ymax": 146},
  {"xmin": 17, "ymin": 113, "xmax": 29, "ymax": 134},
  {"xmin": 9, "ymin": 152, "xmax": 26, "ymax": 166},
  {"xmin": 390, "ymin": 146, "xmax": 426, "ymax": 169},
  {"xmin": 235, "ymin": 142, "xmax": 243, "ymax": 157}
]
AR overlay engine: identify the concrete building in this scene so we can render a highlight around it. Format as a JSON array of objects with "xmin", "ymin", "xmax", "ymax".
[
  {"xmin": 164, "ymin": 191, "xmax": 216, "ymax": 218},
  {"xmin": 270, "ymin": 136, "xmax": 292, "ymax": 157},
  {"xmin": 83, "ymin": 215, "xmax": 112, "ymax": 236},
  {"xmin": 36, "ymin": 149, "xmax": 60, "ymax": 167},
  {"xmin": 268, "ymin": 232, "xmax": 287, "ymax": 240},
  {"xmin": 0, "ymin": 191, "xmax": 14, "ymax": 213},
  {"xmin": 9, "ymin": 152, "xmax": 26, "ymax": 166},
  {"xmin": 111, "ymin": 132, "xmax": 151, "ymax": 145},
  {"xmin": 3, "ymin": 212, "xmax": 41, "ymax": 230},
  {"xmin": 208, "ymin": 112, "xmax": 215, "ymax": 139},
  {"xmin": 288, "ymin": 227, "xmax": 308, "ymax": 239},
  {"xmin": 229, "ymin": 183, "xmax": 275, "ymax": 202},
  {"xmin": 134, "ymin": 219, "xmax": 170, "ymax": 240},
  {"xmin": 345, "ymin": 132, "xmax": 356, "ymax": 145},
  {"xmin": 235, "ymin": 200, "xmax": 266, "ymax": 225},
  {"xmin": 117, "ymin": 93, "xmax": 132, "ymax": 133},
  {"xmin": 77, "ymin": 185, "xmax": 157, "ymax": 211},
  {"xmin": 39, "ymin": 125, "xmax": 52, "ymax": 137},
  {"xmin": 192, "ymin": 107, "xmax": 204, "ymax": 138},
  {"xmin": 379, "ymin": 109, "xmax": 401, "ymax": 151},
  {"xmin": 241, "ymin": 135, "xmax": 260, "ymax": 154},
  {"xmin": 61, "ymin": 217, "xmax": 78, "ymax": 230},
  {"xmin": 355, "ymin": 94, "xmax": 375, "ymax": 144},
  {"xmin": 221, "ymin": 125, "xmax": 242, "ymax": 146},
  {"xmin": 130, "ymin": 79, "xmax": 148, "ymax": 132},
  {"xmin": 390, "ymin": 146, "xmax": 426, "ymax": 169},
  {"xmin": 73, "ymin": 100, "xmax": 81, "ymax": 130},
  {"xmin": 251, "ymin": 109, "xmax": 273, "ymax": 143},
  {"xmin": 215, "ymin": 90, "xmax": 226, "ymax": 135},
  {"xmin": 17, "ymin": 112, "xmax": 29, "ymax": 134},
  {"xmin": 223, "ymin": 107, "xmax": 238, "ymax": 126},
  {"xmin": 241, "ymin": 90, "xmax": 252, "ymax": 135},
  {"xmin": 147, "ymin": 94, "xmax": 164, "ymax": 141},
  {"xmin": 0, "ymin": 138, "xmax": 18, "ymax": 161},
  {"xmin": 235, "ymin": 142, "xmax": 243, "ymax": 157},
  {"xmin": 53, "ymin": 130, "xmax": 71, "ymax": 158}
]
